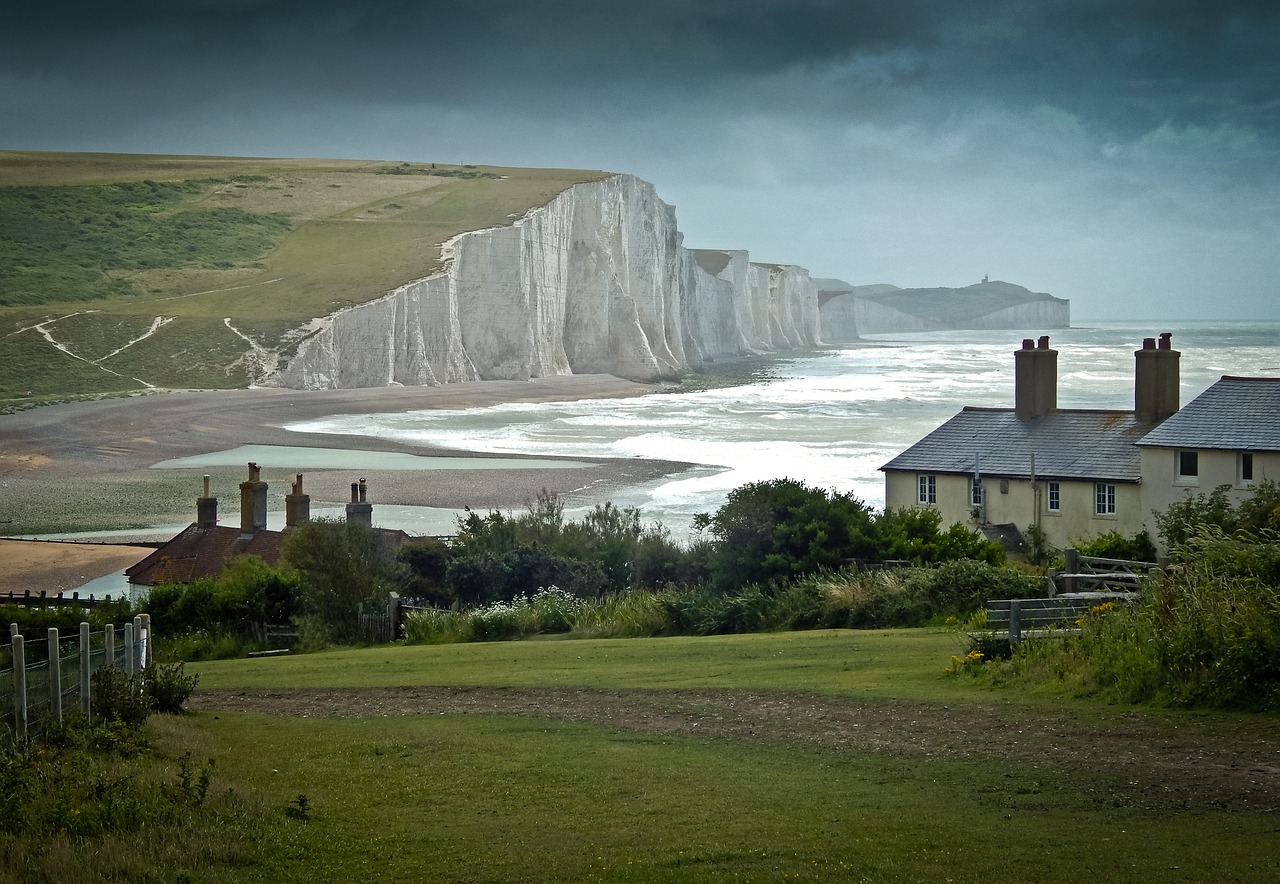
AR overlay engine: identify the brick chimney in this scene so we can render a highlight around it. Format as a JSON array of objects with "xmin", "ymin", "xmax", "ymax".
[
  {"xmin": 196, "ymin": 474, "xmax": 218, "ymax": 529},
  {"xmin": 1135, "ymin": 331, "xmax": 1181, "ymax": 423},
  {"xmin": 346, "ymin": 477, "xmax": 372, "ymax": 528},
  {"xmin": 285, "ymin": 473, "xmax": 310, "ymax": 530},
  {"xmin": 239, "ymin": 462, "xmax": 268, "ymax": 538},
  {"xmin": 1014, "ymin": 335, "xmax": 1057, "ymax": 420}
]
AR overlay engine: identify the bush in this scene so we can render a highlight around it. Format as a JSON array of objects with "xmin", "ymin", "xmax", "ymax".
[
  {"xmin": 693, "ymin": 479, "xmax": 879, "ymax": 591},
  {"xmin": 988, "ymin": 528, "xmax": 1280, "ymax": 711},
  {"xmin": 819, "ymin": 570, "xmax": 934, "ymax": 629},
  {"xmin": 1156, "ymin": 479, "xmax": 1280, "ymax": 549},
  {"xmin": 146, "ymin": 662, "xmax": 199, "ymax": 714},
  {"xmin": 282, "ymin": 519, "xmax": 406, "ymax": 640},
  {"xmin": 1072, "ymin": 530, "xmax": 1157, "ymax": 563},
  {"xmin": 923, "ymin": 559, "xmax": 1047, "ymax": 616},
  {"xmin": 90, "ymin": 666, "xmax": 152, "ymax": 727}
]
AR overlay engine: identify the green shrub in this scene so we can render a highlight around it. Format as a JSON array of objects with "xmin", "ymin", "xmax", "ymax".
[
  {"xmin": 923, "ymin": 559, "xmax": 1047, "ymax": 616},
  {"xmin": 146, "ymin": 662, "xmax": 199, "ymax": 714},
  {"xmin": 402, "ymin": 608, "xmax": 473, "ymax": 644},
  {"xmin": 1072, "ymin": 530, "xmax": 1158, "ymax": 563},
  {"xmin": 568, "ymin": 591, "xmax": 670, "ymax": 638},
  {"xmin": 817, "ymin": 570, "xmax": 933, "ymax": 629},
  {"xmin": 90, "ymin": 666, "xmax": 152, "ymax": 726},
  {"xmin": 529, "ymin": 587, "xmax": 582, "ymax": 633},
  {"xmin": 156, "ymin": 629, "xmax": 259, "ymax": 662},
  {"xmin": 989, "ymin": 529, "xmax": 1280, "ymax": 711}
]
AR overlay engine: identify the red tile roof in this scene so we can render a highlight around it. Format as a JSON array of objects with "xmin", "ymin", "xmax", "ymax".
[
  {"xmin": 124, "ymin": 524, "xmax": 287, "ymax": 586},
  {"xmin": 124, "ymin": 523, "xmax": 413, "ymax": 586}
]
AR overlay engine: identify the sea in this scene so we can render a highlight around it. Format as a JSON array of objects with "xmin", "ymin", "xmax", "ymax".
[{"xmin": 288, "ymin": 320, "xmax": 1280, "ymax": 539}]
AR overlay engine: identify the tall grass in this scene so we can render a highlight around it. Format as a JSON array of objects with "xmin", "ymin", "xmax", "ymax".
[
  {"xmin": 988, "ymin": 529, "xmax": 1280, "ymax": 710},
  {"xmin": 401, "ymin": 561, "xmax": 1047, "ymax": 645}
]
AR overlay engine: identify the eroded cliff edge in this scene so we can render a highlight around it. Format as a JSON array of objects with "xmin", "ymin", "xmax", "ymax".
[{"xmin": 275, "ymin": 174, "xmax": 821, "ymax": 389}]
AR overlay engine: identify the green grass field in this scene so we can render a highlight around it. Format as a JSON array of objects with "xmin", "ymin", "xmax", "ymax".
[
  {"xmin": 125, "ymin": 629, "xmax": 1277, "ymax": 883},
  {"xmin": 0, "ymin": 151, "xmax": 609, "ymax": 402}
]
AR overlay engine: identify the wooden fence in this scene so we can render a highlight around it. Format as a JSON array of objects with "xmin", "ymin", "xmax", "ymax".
[
  {"xmin": 1051, "ymin": 549, "xmax": 1159, "ymax": 595},
  {"xmin": 0, "ymin": 615, "xmax": 152, "ymax": 740},
  {"xmin": 358, "ymin": 593, "xmax": 403, "ymax": 644},
  {"xmin": 0, "ymin": 589, "xmax": 129, "ymax": 609}
]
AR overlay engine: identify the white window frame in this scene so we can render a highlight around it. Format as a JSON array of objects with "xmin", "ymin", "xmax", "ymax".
[
  {"xmin": 918, "ymin": 474, "xmax": 937, "ymax": 505},
  {"xmin": 1046, "ymin": 481, "xmax": 1061, "ymax": 513},
  {"xmin": 970, "ymin": 480, "xmax": 983, "ymax": 508},
  {"xmin": 1094, "ymin": 482, "xmax": 1116, "ymax": 516},
  {"xmin": 1240, "ymin": 451, "xmax": 1255, "ymax": 485},
  {"xmin": 1176, "ymin": 450, "xmax": 1199, "ymax": 483}
]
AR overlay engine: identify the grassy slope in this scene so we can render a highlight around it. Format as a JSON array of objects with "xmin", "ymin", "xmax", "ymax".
[
  {"xmin": 0, "ymin": 151, "xmax": 609, "ymax": 402},
  {"xmin": 168, "ymin": 630, "xmax": 1279, "ymax": 883}
]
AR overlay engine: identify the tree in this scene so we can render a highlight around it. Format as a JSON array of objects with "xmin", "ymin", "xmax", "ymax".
[
  {"xmin": 280, "ymin": 519, "xmax": 406, "ymax": 639},
  {"xmin": 693, "ymin": 478, "xmax": 878, "ymax": 591}
]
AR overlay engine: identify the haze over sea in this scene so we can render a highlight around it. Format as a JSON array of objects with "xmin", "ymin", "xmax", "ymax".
[{"xmin": 290, "ymin": 321, "xmax": 1280, "ymax": 538}]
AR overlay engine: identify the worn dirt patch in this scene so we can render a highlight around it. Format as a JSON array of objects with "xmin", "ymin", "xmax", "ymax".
[{"xmin": 192, "ymin": 685, "xmax": 1280, "ymax": 814}]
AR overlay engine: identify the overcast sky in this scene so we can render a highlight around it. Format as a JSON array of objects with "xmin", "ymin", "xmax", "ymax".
[{"xmin": 4, "ymin": 1, "xmax": 1278, "ymax": 320}]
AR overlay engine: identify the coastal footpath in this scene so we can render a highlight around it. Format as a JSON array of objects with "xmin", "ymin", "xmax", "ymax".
[{"xmin": 277, "ymin": 174, "xmax": 822, "ymax": 389}]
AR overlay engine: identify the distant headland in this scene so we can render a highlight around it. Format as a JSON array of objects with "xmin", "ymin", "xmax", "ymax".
[{"xmin": 816, "ymin": 278, "xmax": 1070, "ymax": 339}]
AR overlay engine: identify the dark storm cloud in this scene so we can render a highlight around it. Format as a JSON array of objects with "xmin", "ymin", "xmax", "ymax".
[
  {"xmin": 3, "ymin": 2, "xmax": 1279, "ymax": 317},
  {"xmin": 6, "ymin": 1, "xmax": 1278, "ymax": 140}
]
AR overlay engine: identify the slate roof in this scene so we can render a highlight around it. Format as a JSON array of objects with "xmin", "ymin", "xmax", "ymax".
[
  {"xmin": 1135, "ymin": 376, "xmax": 1280, "ymax": 452},
  {"xmin": 880, "ymin": 407, "xmax": 1157, "ymax": 483}
]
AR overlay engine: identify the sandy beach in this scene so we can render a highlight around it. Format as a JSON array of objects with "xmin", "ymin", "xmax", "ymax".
[{"xmin": 0, "ymin": 376, "xmax": 689, "ymax": 569}]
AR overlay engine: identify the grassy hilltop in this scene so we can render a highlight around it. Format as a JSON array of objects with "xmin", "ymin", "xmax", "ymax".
[{"xmin": 0, "ymin": 151, "xmax": 609, "ymax": 404}]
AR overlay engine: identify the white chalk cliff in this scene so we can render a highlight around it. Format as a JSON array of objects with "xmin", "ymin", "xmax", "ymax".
[{"xmin": 276, "ymin": 175, "xmax": 821, "ymax": 389}]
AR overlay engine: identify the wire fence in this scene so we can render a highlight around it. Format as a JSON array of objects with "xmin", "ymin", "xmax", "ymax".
[{"xmin": 0, "ymin": 615, "xmax": 152, "ymax": 740}]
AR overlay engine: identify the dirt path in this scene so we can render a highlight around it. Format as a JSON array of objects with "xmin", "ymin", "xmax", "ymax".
[{"xmin": 192, "ymin": 685, "xmax": 1280, "ymax": 814}]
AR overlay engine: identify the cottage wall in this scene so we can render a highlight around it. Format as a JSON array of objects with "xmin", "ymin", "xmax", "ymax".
[
  {"xmin": 885, "ymin": 470, "xmax": 1145, "ymax": 552},
  {"xmin": 1139, "ymin": 447, "xmax": 1280, "ymax": 540}
]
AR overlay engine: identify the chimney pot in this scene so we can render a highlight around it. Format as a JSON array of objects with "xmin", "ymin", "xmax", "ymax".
[
  {"xmin": 1135, "ymin": 334, "xmax": 1181, "ymax": 422},
  {"xmin": 196, "ymin": 475, "xmax": 218, "ymax": 529},
  {"xmin": 1014, "ymin": 335, "xmax": 1057, "ymax": 419},
  {"xmin": 346, "ymin": 477, "xmax": 373, "ymax": 527},
  {"xmin": 285, "ymin": 472, "xmax": 310, "ymax": 529},
  {"xmin": 240, "ymin": 464, "xmax": 268, "ymax": 536}
]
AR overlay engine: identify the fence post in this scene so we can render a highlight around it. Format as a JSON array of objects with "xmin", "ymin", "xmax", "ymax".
[
  {"xmin": 12, "ymin": 633, "xmax": 26, "ymax": 741},
  {"xmin": 139, "ymin": 613, "xmax": 152, "ymax": 667},
  {"xmin": 8, "ymin": 623, "xmax": 16, "ymax": 641},
  {"xmin": 48, "ymin": 627, "xmax": 62, "ymax": 725},
  {"xmin": 80, "ymin": 622, "xmax": 91, "ymax": 719},
  {"xmin": 388, "ymin": 593, "xmax": 401, "ymax": 641},
  {"xmin": 1063, "ymin": 548, "xmax": 1080, "ymax": 595},
  {"xmin": 133, "ymin": 616, "xmax": 144, "ymax": 671},
  {"xmin": 1009, "ymin": 599, "xmax": 1023, "ymax": 646},
  {"xmin": 104, "ymin": 624, "xmax": 115, "ymax": 670},
  {"xmin": 123, "ymin": 622, "xmax": 135, "ymax": 677}
]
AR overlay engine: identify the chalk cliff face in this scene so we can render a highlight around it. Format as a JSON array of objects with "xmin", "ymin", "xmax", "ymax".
[{"xmin": 276, "ymin": 175, "xmax": 820, "ymax": 389}]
